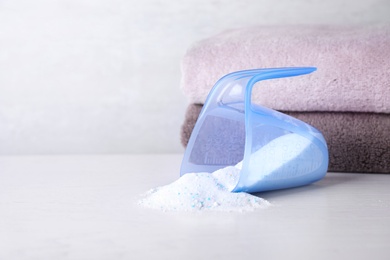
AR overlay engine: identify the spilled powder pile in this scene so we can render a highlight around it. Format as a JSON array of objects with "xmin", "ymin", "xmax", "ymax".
[
  {"xmin": 138, "ymin": 166, "xmax": 270, "ymax": 212},
  {"xmin": 139, "ymin": 133, "xmax": 315, "ymax": 212}
]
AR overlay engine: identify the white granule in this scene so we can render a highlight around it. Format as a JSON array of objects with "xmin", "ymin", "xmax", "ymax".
[
  {"xmin": 138, "ymin": 166, "xmax": 270, "ymax": 212},
  {"xmin": 139, "ymin": 133, "xmax": 316, "ymax": 212}
]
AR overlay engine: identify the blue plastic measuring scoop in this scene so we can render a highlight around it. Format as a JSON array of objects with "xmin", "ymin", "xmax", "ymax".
[{"xmin": 180, "ymin": 67, "xmax": 329, "ymax": 193}]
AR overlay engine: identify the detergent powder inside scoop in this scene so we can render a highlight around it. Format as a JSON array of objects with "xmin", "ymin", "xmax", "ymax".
[{"xmin": 180, "ymin": 67, "xmax": 329, "ymax": 193}]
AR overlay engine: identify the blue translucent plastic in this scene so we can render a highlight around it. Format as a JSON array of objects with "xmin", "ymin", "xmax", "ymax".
[{"xmin": 180, "ymin": 67, "xmax": 329, "ymax": 193}]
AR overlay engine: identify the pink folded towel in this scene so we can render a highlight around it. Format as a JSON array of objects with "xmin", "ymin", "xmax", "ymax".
[{"xmin": 181, "ymin": 25, "xmax": 390, "ymax": 113}]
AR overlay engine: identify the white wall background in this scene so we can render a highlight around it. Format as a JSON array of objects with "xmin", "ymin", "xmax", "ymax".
[{"xmin": 0, "ymin": 0, "xmax": 389, "ymax": 155}]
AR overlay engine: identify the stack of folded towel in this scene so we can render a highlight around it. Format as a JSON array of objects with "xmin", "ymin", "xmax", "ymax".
[{"xmin": 180, "ymin": 25, "xmax": 390, "ymax": 173}]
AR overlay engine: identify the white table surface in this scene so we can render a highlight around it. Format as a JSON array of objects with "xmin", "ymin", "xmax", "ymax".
[{"xmin": 1, "ymin": 154, "xmax": 389, "ymax": 260}]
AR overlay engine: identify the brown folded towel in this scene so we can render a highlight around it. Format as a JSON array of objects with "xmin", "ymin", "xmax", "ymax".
[{"xmin": 181, "ymin": 104, "xmax": 390, "ymax": 173}]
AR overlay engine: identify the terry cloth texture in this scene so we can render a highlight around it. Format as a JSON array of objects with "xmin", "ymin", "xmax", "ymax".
[
  {"xmin": 181, "ymin": 104, "xmax": 390, "ymax": 173},
  {"xmin": 181, "ymin": 25, "xmax": 390, "ymax": 113}
]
